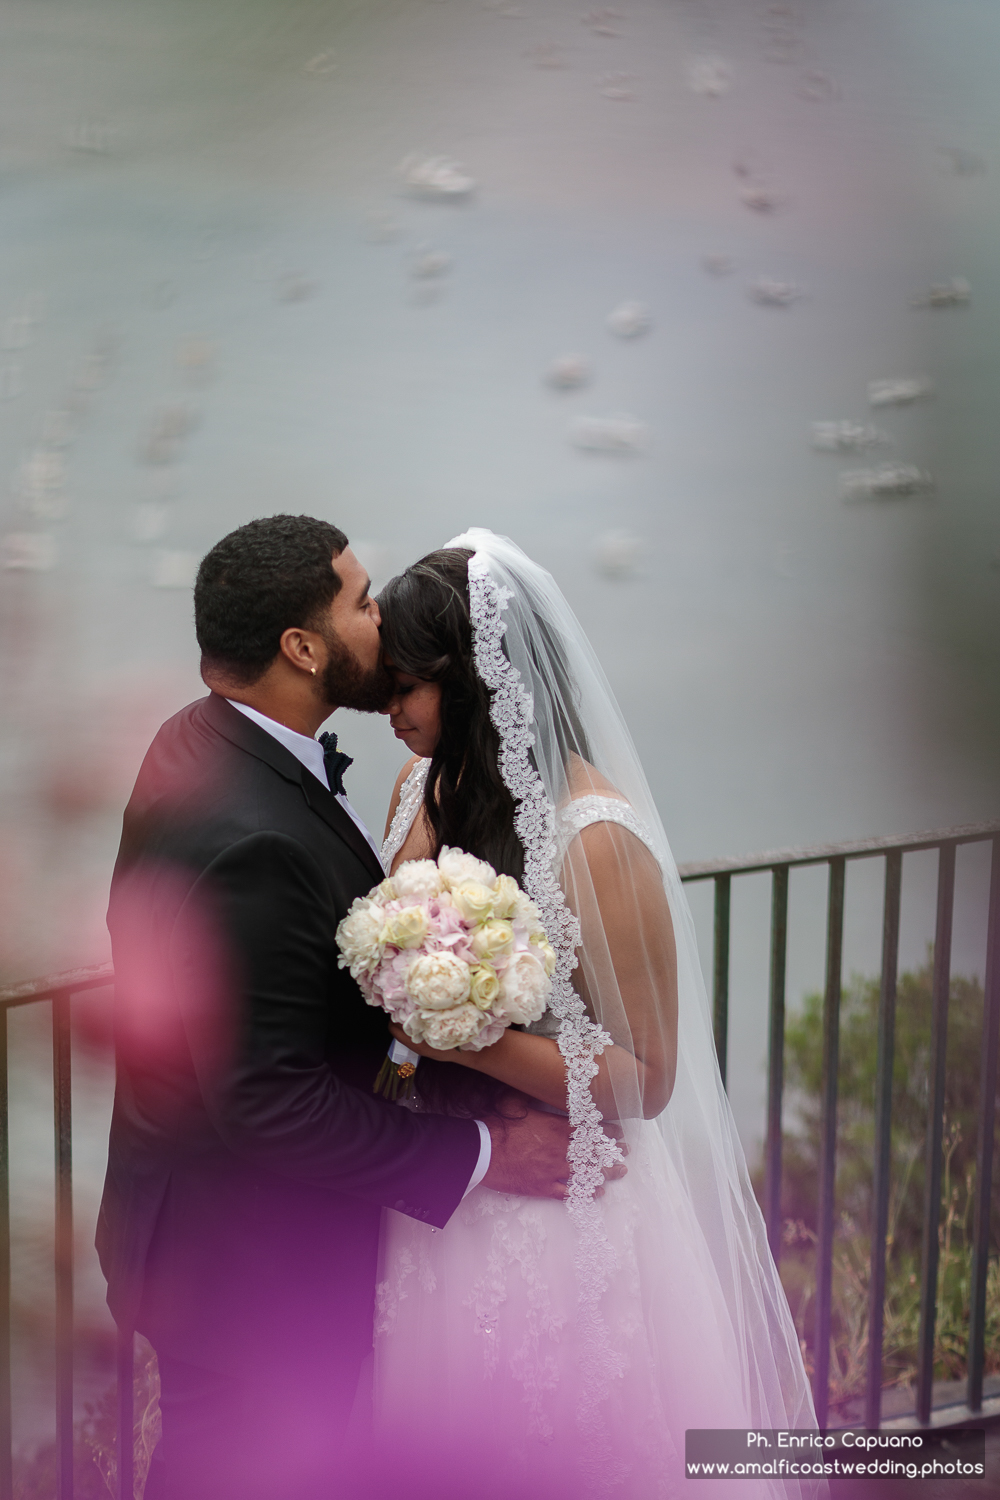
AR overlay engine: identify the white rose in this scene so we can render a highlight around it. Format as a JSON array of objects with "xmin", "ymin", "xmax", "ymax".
[
  {"xmin": 336, "ymin": 900, "xmax": 386, "ymax": 973},
  {"xmin": 496, "ymin": 951, "xmax": 550, "ymax": 1025},
  {"xmin": 529, "ymin": 931, "xmax": 557, "ymax": 977},
  {"xmin": 437, "ymin": 846, "xmax": 497, "ymax": 889},
  {"xmin": 451, "ymin": 881, "xmax": 496, "ymax": 925},
  {"xmin": 468, "ymin": 964, "xmax": 500, "ymax": 1010},
  {"xmin": 422, "ymin": 1002, "xmax": 483, "ymax": 1051},
  {"xmin": 392, "ymin": 859, "xmax": 445, "ymax": 901},
  {"xmin": 470, "ymin": 919, "xmax": 514, "ymax": 962},
  {"xmin": 376, "ymin": 877, "xmax": 398, "ymax": 902},
  {"xmin": 405, "ymin": 950, "xmax": 471, "ymax": 1009},
  {"xmin": 381, "ymin": 905, "xmax": 430, "ymax": 950},
  {"xmin": 492, "ymin": 874, "xmax": 520, "ymax": 920},
  {"xmin": 511, "ymin": 889, "xmax": 538, "ymax": 925}
]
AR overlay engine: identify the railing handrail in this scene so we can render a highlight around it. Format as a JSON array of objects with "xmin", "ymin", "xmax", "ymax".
[
  {"xmin": 2, "ymin": 822, "xmax": 997, "ymax": 1004},
  {"xmin": 1, "ymin": 818, "xmax": 998, "ymax": 1489},
  {"xmin": 0, "ymin": 962, "xmax": 114, "ymax": 1010},
  {"xmin": 677, "ymin": 819, "xmax": 1000, "ymax": 881},
  {"xmin": 674, "ymin": 818, "xmax": 1000, "ymax": 1432}
]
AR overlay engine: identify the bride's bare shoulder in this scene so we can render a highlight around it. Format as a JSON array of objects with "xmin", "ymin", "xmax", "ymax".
[
  {"xmin": 383, "ymin": 755, "xmax": 426, "ymax": 842},
  {"xmin": 561, "ymin": 757, "xmax": 663, "ymax": 885},
  {"xmin": 564, "ymin": 753, "xmax": 628, "ymax": 805}
]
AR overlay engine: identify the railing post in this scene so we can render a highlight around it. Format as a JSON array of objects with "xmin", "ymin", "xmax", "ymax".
[
  {"xmin": 968, "ymin": 837, "xmax": 1000, "ymax": 1413},
  {"xmin": 116, "ymin": 1325, "xmax": 134, "ymax": 1500},
  {"xmin": 53, "ymin": 992, "xmax": 74, "ymax": 1500},
  {"xmin": 813, "ymin": 856, "xmax": 845, "ymax": 1430},
  {"xmin": 765, "ymin": 865, "xmax": 789, "ymax": 1263},
  {"xmin": 865, "ymin": 849, "xmax": 902, "ymax": 1429},
  {"xmin": 917, "ymin": 841, "xmax": 955, "ymax": 1425},
  {"xmin": 0, "ymin": 1008, "xmax": 11, "ymax": 1500},
  {"xmin": 713, "ymin": 875, "xmax": 731, "ymax": 1088}
]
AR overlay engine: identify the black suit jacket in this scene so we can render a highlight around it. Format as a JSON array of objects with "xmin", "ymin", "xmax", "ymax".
[{"xmin": 97, "ymin": 693, "xmax": 479, "ymax": 1384}]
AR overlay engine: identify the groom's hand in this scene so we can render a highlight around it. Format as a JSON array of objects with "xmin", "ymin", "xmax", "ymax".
[{"xmin": 482, "ymin": 1108, "xmax": 626, "ymax": 1200}]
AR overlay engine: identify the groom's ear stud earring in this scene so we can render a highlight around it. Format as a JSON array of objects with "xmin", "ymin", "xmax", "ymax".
[{"xmin": 311, "ymin": 667, "xmax": 317, "ymax": 675}]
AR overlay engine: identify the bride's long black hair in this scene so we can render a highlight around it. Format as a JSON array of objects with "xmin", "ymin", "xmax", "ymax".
[
  {"xmin": 378, "ymin": 549, "xmax": 523, "ymax": 1117},
  {"xmin": 378, "ymin": 548, "xmax": 526, "ymax": 883},
  {"xmin": 378, "ymin": 546, "xmax": 589, "ymax": 1119}
]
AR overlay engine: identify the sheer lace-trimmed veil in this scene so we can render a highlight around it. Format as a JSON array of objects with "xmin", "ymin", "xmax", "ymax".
[{"xmin": 444, "ymin": 529, "xmax": 820, "ymax": 1477}]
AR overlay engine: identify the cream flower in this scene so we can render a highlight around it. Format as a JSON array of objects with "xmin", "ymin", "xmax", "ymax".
[
  {"xmin": 382, "ymin": 905, "xmax": 430, "ymax": 950},
  {"xmin": 460, "ymin": 1015, "xmax": 508, "ymax": 1052},
  {"xmin": 405, "ymin": 950, "xmax": 471, "ymax": 1009},
  {"xmin": 392, "ymin": 859, "xmax": 444, "ymax": 901},
  {"xmin": 351, "ymin": 851, "xmax": 555, "ymax": 1055},
  {"xmin": 451, "ymin": 880, "xmax": 496, "ymax": 925},
  {"xmin": 399, "ymin": 1010, "xmax": 426, "ymax": 1044},
  {"xmin": 492, "ymin": 874, "xmax": 520, "ymax": 920},
  {"xmin": 437, "ymin": 847, "xmax": 497, "ymax": 889},
  {"xmin": 336, "ymin": 899, "xmax": 386, "ymax": 974},
  {"xmin": 529, "ymin": 931, "xmax": 557, "ymax": 976},
  {"xmin": 511, "ymin": 889, "xmax": 539, "ymax": 925},
  {"xmin": 470, "ymin": 919, "xmax": 514, "ymax": 962},
  {"xmin": 497, "ymin": 951, "xmax": 550, "ymax": 1025},
  {"xmin": 468, "ymin": 964, "xmax": 500, "ymax": 1010},
  {"xmin": 422, "ymin": 1002, "xmax": 483, "ymax": 1051}
]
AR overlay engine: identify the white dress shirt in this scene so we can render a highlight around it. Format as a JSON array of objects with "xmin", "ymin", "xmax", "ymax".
[
  {"xmin": 225, "ymin": 699, "xmax": 491, "ymax": 1196},
  {"xmin": 227, "ymin": 700, "xmax": 383, "ymax": 865}
]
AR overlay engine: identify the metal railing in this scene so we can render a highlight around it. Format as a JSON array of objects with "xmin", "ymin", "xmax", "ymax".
[
  {"xmin": 0, "ymin": 820, "xmax": 997, "ymax": 1495},
  {"xmin": 678, "ymin": 820, "xmax": 1000, "ymax": 1431},
  {"xmin": 0, "ymin": 962, "xmax": 118, "ymax": 1500}
]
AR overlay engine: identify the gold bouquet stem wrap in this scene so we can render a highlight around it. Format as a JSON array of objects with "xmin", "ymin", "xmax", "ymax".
[{"xmin": 374, "ymin": 1037, "xmax": 421, "ymax": 1102}]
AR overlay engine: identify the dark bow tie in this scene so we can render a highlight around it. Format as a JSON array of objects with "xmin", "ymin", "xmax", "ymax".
[{"xmin": 318, "ymin": 732, "xmax": 354, "ymax": 797}]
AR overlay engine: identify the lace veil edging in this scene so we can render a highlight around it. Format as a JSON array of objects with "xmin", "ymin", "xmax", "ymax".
[{"xmin": 450, "ymin": 528, "xmax": 823, "ymax": 1498}]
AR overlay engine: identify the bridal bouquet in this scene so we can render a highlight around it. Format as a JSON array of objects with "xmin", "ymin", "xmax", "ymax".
[{"xmin": 336, "ymin": 847, "xmax": 556, "ymax": 1100}]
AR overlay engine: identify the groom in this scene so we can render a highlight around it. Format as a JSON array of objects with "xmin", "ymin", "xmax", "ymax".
[{"xmin": 97, "ymin": 515, "xmax": 574, "ymax": 1500}]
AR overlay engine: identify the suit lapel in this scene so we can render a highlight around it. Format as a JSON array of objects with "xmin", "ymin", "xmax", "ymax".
[
  {"xmin": 202, "ymin": 692, "xmax": 304, "ymax": 784},
  {"xmin": 200, "ymin": 694, "xmax": 384, "ymax": 884},
  {"xmin": 298, "ymin": 771, "xmax": 385, "ymax": 884}
]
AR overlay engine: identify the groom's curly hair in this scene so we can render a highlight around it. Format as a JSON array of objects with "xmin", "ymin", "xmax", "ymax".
[{"xmin": 195, "ymin": 515, "xmax": 348, "ymax": 685}]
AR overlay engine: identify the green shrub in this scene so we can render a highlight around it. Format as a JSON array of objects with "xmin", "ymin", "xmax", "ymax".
[{"xmin": 767, "ymin": 956, "xmax": 1000, "ymax": 1408}]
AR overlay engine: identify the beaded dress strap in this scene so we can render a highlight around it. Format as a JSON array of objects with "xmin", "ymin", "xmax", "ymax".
[
  {"xmin": 556, "ymin": 794, "xmax": 659, "ymax": 863},
  {"xmin": 381, "ymin": 758, "xmax": 430, "ymax": 870}
]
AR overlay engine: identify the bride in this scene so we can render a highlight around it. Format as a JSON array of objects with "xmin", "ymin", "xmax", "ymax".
[{"xmin": 370, "ymin": 530, "xmax": 821, "ymax": 1500}]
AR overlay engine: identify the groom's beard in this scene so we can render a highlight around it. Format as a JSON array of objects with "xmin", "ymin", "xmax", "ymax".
[{"xmin": 319, "ymin": 628, "xmax": 394, "ymax": 713}]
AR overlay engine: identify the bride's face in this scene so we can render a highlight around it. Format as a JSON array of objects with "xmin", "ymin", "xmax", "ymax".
[{"xmin": 384, "ymin": 669, "xmax": 442, "ymax": 757}]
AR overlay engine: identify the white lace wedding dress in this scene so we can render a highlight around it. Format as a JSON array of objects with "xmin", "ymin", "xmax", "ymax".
[
  {"xmin": 374, "ymin": 761, "xmax": 768, "ymax": 1500},
  {"xmin": 370, "ymin": 530, "xmax": 821, "ymax": 1500}
]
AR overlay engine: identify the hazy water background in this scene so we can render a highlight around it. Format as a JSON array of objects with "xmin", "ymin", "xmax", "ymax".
[{"xmin": 1, "ymin": 0, "xmax": 998, "ymax": 1447}]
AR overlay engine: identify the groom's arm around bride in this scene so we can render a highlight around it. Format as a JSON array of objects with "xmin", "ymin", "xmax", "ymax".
[{"xmin": 97, "ymin": 515, "xmax": 572, "ymax": 1500}]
